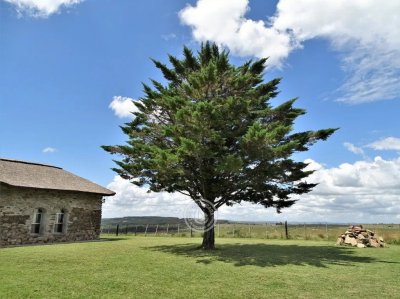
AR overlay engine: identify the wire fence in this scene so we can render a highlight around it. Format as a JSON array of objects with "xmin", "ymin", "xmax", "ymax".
[{"xmin": 101, "ymin": 222, "xmax": 400, "ymax": 244}]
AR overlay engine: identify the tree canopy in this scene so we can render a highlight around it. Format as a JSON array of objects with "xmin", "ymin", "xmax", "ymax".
[{"xmin": 103, "ymin": 42, "xmax": 337, "ymax": 249}]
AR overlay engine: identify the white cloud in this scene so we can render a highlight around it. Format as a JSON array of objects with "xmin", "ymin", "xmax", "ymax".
[
  {"xmin": 179, "ymin": 0, "xmax": 400, "ymax": 103},
  {"xmin": 103, "ymin": 176, "xmax": 192, "ymax": 218},
  {"xmin": 104, "ymin": 156, "xmax": 400, "ymax": 223},
  {"xmin": 161, "ymin": 33, "xmax": 177, "ymax": 41},
  {"xmin": 42, "ymin": 147, "xmax": 57, "ymax": 153},
  {"xmin": 220, "ymin": 157, "xmax": 400, "ymax": 223},
  {"xmin": 343, "ymin": 142, "xmax": 364, "ymax": 156},
  {"xmin": 336, "ymin": 47, "xmax": 400, "ymax": 104},
  {"xmin": 367, "ymin": 137, "xmax": 400, "ymax": 151},
  {"xmin": 291, "ymin": 157, "xmax": 400, "ymax": 223},
  {"xmin": 304, "ymin": 157, "xmax": 400, "ymax": 194},
  {"xmin": 273, "ymin": 0, "xmax": 400, "ymax": 104},
  {"xmin": 179, "ymin": 0, "xmax": 294, "ymax": 68},
  {"xmin": 3, "ymin": 0, "xmax": 83, "ymax": 17},
  {"xmin": 109, "ymin": 96, "xmax": 139, "ymax": 119}
]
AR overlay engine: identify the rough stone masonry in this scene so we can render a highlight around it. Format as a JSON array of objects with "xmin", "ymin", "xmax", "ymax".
[
  {"xmin": 0, "ymin": 184, "xmax": 103, "ymax": 246},
  {"xmin": 0, "ymin": 158, "xmax": 115, "ymax": 247}
]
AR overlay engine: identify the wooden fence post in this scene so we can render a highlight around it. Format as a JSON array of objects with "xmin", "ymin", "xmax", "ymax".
[
  {"xmin": 116, "ymin": 224, "xmax": 119, "ymax": 236},
  {"xmin": 145, "ymin": 224, "xmax": 148, "ymax": 236},
  {"xmin": 325, "ymin": 222, "xmax": 328, "ymax": 240},
  {"xmin": 285, "ymin": 221, "xmax": 289, "ymax": 239},
  {"xmin": 166, "ymin": 224, "xmax": 169, "ymax": 235},
  {"xmin": 155, "ymin": 224, "xmax": 158, "ymax": 236}
]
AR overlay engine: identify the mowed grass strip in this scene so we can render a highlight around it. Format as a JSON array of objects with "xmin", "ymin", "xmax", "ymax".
[{"xmin": 0, "ymin": 237, "xmax": 399, "ymax": 298}]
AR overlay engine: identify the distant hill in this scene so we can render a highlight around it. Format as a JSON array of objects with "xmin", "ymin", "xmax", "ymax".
[{"xmin": 101, "ymin": 216, "xmax": 230, "ymax": 226}]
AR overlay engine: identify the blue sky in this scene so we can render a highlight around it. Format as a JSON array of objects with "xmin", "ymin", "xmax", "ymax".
[{"xmin": 1, "ymin": 0, "xmax": 399, "ymax": 223}]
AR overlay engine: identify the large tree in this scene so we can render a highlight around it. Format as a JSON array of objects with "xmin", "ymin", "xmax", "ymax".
[{"xmin": 103, "ymin": 42, "xmax": 336, "ymax": 249}]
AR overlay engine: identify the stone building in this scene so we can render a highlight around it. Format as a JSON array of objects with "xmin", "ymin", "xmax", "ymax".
[{"xmin": 0, "ymin": 158, "xmax": 115, "ymax": 247}]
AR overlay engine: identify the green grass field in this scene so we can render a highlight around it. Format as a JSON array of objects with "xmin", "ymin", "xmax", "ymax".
[
  {"xmin": 1, "ymin": 236, "xmax": 399, "ymax": 298},
  {"xmin": 102, "ymin": 223, "xmax": 400, "ymax": 244}
]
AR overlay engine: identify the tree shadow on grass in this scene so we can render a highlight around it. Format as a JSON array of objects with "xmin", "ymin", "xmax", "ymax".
[
  {"xmin": 99, "ymin": 237, "xmax": 129, "ymax": 242},
  {"xmin": 146, "ymin": 243, "xmax": 378, "ymax": 268}
]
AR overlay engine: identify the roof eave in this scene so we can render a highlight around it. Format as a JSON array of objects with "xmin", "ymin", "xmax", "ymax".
[{"xmin": 0, "ymin": 182, "xmax": 116, "ymax": 196}]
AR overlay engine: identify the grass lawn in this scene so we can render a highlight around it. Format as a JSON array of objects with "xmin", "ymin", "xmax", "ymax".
[{"xmin": 0, "ymin": 236, "xmax": 399, "ymax": 298}]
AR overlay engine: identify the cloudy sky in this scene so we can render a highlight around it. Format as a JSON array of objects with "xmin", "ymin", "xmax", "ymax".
[{"xmin": 1, "ymin": 0, "xmax": 399, "ymax": 223}]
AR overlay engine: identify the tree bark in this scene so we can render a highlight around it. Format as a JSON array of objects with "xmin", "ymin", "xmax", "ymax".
[{"xmin": 201, "ymin": 210, "xmax": 215, "ymax": 250}]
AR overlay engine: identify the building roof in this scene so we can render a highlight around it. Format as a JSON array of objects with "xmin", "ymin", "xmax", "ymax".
[{"xmin": 0, "ymin": 158, "xmax": 115, "ymax": 196}]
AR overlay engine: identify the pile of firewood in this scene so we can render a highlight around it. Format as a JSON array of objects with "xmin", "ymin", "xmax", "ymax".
[{"xmin": 336, "ymin": 225, "xmax": 385, "ymax": 248}]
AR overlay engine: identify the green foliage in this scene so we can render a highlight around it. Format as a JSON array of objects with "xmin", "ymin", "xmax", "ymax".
[{"xmin": 103, "ymin": 42, "xmax": 337, "ymax": 213}]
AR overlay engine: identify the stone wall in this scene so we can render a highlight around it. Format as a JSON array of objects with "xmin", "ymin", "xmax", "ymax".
[{"xmin": 0, "ymin": 183, "xmax": 103, "ymax": 247}]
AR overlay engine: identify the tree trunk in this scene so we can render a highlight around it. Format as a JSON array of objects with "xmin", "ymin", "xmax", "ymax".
[{"xmin": 201, "ymin": 210, "xmax": 215, "ymax": 250}]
